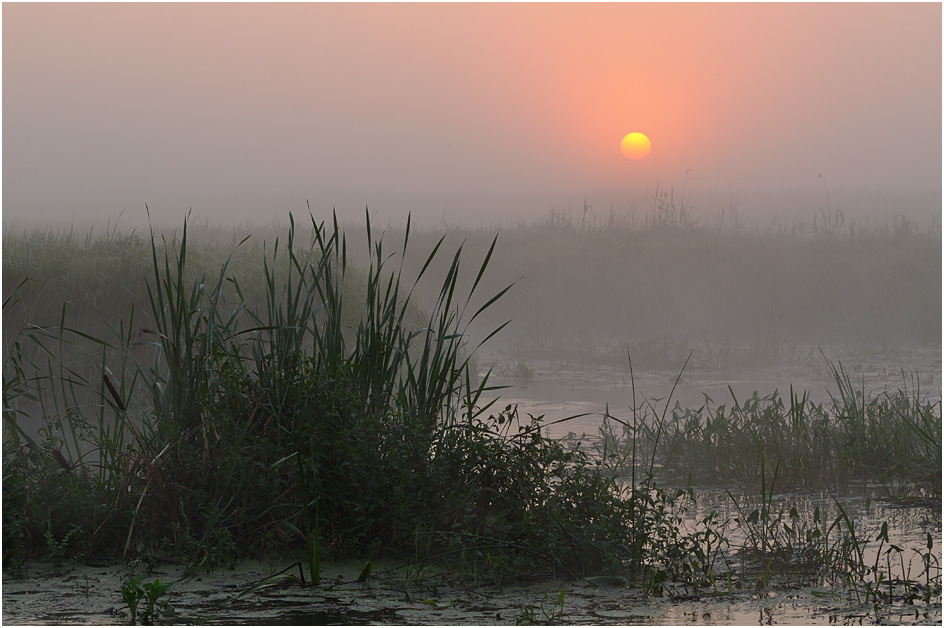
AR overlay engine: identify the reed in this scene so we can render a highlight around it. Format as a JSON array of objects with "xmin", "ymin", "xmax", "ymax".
[
  {"xmin": 600, "ymin": 358, "xmax": 941, "ymax": 495},
  {"xmin": 381, "ymin": 199, "xmax": 940, "ymax": 355},
  {"xmin": 3, "ymin": 212, "xmax": 653, "ymax": 581}
]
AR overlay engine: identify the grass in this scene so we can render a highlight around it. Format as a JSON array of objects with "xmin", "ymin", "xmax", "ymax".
[
  {"xmin": 5, "ymin": 196, "xmax": 939, "ymax": 368},
  {"xmin": 2, "ymin": 209, "xmax": 939, "ymax": 608},
  {"xmin": 382, "ymin": 190, "xmax": 940, "ymax": 358},
  {"xmin": 2, "ymin": 211, "xmax": 659, "ymax": 582},
  {"xmin": 724, "ymin": 468, "xmax": 941, "ymax": 604},
  {"xmin": 597, "ymin": 355, "xmax": 941, "ymax": 495}
]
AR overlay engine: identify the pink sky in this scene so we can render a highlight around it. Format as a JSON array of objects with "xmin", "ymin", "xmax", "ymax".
[{"xmin": 3, "ymin": 3, "xmax": 941, "ymax": 226}]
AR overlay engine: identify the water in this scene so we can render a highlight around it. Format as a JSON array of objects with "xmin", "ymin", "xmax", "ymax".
[{"xmin": 485, "ymin": 344, "xmax": 941, "ymax": 441}]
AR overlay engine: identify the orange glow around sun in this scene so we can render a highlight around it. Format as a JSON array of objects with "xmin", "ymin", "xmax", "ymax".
[{"xmin": 620, "ymin": 132, "xmax": 651, "ymax": 159}]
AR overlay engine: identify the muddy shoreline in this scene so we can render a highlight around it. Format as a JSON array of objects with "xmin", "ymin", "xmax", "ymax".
[{"xmin": 4, "ymin": 557, "xmax": 941, "ymax": 625}]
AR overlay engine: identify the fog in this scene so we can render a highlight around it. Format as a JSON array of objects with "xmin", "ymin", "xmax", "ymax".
[{"xmin": 3, "ymin": 3, "xmax": 941, "ymax": 229}]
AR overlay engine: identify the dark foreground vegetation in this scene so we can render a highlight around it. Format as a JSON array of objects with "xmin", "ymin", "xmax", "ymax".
[
  {"xmin": 3, "ymin": 213, "xmax": 659, "ymax": 577},
  {"xmin": 3, "ymin": 210, "xmax": 941, "ymax": 618}
]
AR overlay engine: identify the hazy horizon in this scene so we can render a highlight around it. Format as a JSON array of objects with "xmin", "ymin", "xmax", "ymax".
[{"xmin": 3, "ymin": 3, "xmax": 942, "ymax": 229}]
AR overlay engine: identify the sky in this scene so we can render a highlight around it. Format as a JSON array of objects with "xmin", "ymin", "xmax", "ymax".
[{"xmin": 3, "ymin": 2, "xmax": 942, "ymax": 227}]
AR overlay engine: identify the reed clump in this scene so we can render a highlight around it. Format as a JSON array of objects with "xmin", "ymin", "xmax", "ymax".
[
  {"xmin": 600, "ymin": 356, "xmax": 941, "ymax": 495},
  {"xmin": 2, "ymin": 212, "xmax": 658, "ymax": 581}
]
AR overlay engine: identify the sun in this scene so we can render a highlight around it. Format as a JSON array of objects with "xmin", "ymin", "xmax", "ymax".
[{"xmin": 620, "ymin": 132, "xmax": 651, "ymax": 160}]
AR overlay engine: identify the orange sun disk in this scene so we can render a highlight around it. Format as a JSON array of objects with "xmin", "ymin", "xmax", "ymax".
[{"xmin": 621, "ymin": 132, "xmax": 651, "ymax": 159}]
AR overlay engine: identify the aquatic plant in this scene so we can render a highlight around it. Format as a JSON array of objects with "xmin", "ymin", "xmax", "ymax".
[
  {"xmin": 120, "ymin": 574, "xmax": 174, "ymax": 624},
  {"xmin": 515, "ymin": 587, "xmax": 566, "ymax": 625},
  {"xmin": 603, "ymin": 359, "xmax": 941, "ymax": 495},
  {"xmin": 3, "ymin": 211, "xmax": 661, "ymax": 582},
  {"xmin": 2, "ymin": 210, "xmax": 939, "ymax": 604},
  {"xmin": 386, "ymin": 198, "xmax": 940, "ymax": 356}
]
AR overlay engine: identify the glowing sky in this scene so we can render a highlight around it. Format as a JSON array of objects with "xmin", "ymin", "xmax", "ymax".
[{"xmin": 3, "ymin": 3, "xmax": 941, "ymax": 225}]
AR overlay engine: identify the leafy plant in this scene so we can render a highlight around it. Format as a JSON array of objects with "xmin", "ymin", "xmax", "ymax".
[
  {"xmin": 120, "ymin": 575, "xmax": 173, "ymax": 624},
  {"xmin": 515, "ymin": 587, "xmax": 566, "ymax": 625},
  {"xmin": 44, "ymin": 522, "xmax": 81, "ymax": 566}
]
